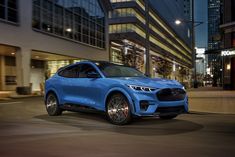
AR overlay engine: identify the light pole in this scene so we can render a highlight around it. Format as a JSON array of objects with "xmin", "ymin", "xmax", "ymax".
[
  {"xmin": 175, "ymin": 0, "xmax": 203, "ymax": 88},
  {"xmin": 144, "ymin": 0, "xmax": 150, "ymax": 77}
]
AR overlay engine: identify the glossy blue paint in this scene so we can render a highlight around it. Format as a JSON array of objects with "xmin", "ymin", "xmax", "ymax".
[{"xmin": 45, "ymin": 61, "xmax": 188, "ymax": 116}]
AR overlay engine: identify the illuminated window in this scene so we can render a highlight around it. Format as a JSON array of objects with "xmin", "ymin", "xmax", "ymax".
[
  {"xmin": 47, "ymin": 60, "xmax": 70, "ymax": 77},
  {"xmin": 109, "ymin": 8, "xmax": 145, "ymax": 24},
  {"xmin": 111, "ymin": 47, "xmax": 123, "ymax": 64},
  {"xmin": 109, "ymin": 24, "xmax": 146, "ymax": 38}
]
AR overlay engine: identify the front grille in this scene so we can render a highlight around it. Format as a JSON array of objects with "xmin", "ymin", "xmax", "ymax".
[
  {"xmin": 156, "ymin": 88, "xmax": 186, "ymax": 101},
  {"xmin": 155, "ymin": 106, "xmax": 185, "ymax": 114}
]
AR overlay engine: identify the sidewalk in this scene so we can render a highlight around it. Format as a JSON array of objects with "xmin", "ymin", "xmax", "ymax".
[
  {"xmin": 0, "ymin": 91, "xmax": 12, "ymax": 100},
  {"xmin": 187, "ymin": 87, "xmax": 235, "ymax": 114},
  {"xmin": 0, "ymin": 91, "xmax": 42, "ymax": 101}
]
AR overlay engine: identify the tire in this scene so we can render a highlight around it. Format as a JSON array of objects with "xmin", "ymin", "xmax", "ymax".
[
  {"xmin": 45, "ymin": 93, "xmax": 62, "ymax": 116},
  {"xmin": 159, "ymin": 114, "xmax": 177, "ymax": 120},
  {"xmin": 106, "ymin": 93, "xmax": 132, "ymax": 125}
]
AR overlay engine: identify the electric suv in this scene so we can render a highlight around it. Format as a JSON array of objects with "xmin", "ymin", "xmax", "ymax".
[{"xmin": 45, "ymin": 61, "xmax": 188, "ymax": 125}]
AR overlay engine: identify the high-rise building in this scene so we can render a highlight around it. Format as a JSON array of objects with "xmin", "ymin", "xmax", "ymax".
[
  {"xmin": 0, "ymin": 0, "xmax": 111, "ymax": 93},
  {"xmin": 208, "ymin": 0, "xmax": 221, "ymax": 50},
  {"xmin": 109, "ymin": 0, "xmax": 193, "ymax": 87},
  {"xmin": 149, "ymin": 0, "xmax": 192, "ymax": 47},
  {"xmin": 183, "ymin": 0, "xmax": 192, "ymax": 20},
  {"xmin": 220, "ymin": 0, "xmax": 235, "ymax": 89},
  {"xmin": 206, "ymin": 0, "xmax": 222, "ymax": 87}
]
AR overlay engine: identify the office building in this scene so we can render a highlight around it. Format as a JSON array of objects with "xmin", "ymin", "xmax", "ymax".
[
  {"xmin": 208, "ymin": 0, "xmax": 221, "ymax": 50},
  {"xmin": 149, "ymin": 0, "xmax": 192, "ymax": 48},
  {"xmin": 220, "ymin": 0, "xmax": 235, "ymax": 89},
  {"xmin": 206, "ymin": 0, "xmax": 222, "ymax": 87},
  {"xmin": 0, "ymin": 0, "xmax": 111, "ymax": 93},
  {"xmin": 109, "ymin": 0, "xmax": 193, "ymax": 87}
]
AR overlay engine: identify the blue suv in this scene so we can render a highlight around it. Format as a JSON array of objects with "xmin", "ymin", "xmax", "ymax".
[{"xmin": 45, "ymin": 61, "xmax": 188, "ymax": 125}]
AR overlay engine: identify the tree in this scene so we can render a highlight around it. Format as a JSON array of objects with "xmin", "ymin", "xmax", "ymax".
[
  {"xmin": 121, "ymin": 45, "xmax": 144, "ymax": 71},
  {"xmin": 179, "ymin": 67, "xmax": 187, "ymax": 82},
  {"xmin": 155, "ymin": 58, "xmax": 172, "ymax": 78}
]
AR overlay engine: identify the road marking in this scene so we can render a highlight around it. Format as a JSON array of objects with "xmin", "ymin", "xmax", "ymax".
[{"xmin": 0, "ymin": 101, "xmax": 23, "ymax": 105}]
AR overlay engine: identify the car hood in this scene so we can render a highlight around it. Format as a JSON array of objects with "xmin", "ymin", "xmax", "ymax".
[{"xmin": 109, "ymin": 77, "xmax": 183, "ymax": 89}]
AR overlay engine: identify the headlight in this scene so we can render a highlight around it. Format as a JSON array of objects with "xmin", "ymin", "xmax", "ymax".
[
  {"xmin": 182, "ymin": 86, "xmax": 185, "ymax": 90},
  {"xmin": 127, "ymin": 84, "xmax": 156, "ymax": 92}
]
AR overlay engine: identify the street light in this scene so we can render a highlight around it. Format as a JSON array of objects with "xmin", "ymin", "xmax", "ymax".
[
  {"xmin": 174, "ymin": 18, "xmax": 203, "ymax": 88},
  {"xmin": 175, "ymin": 20, "xmax": 182, "ymax": 25},
  {"xmin": 174, "ymin": 20, "xmax": 203, "ymax": 27}
]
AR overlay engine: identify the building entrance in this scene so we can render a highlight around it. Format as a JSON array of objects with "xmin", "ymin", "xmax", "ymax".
[
  {"xmin": 30, "ymin": 51, "xmax": 81, "ymax": 92},
  {"xmin": 0, "ymin": 44, "xmax": 17, "ymax": 91}
]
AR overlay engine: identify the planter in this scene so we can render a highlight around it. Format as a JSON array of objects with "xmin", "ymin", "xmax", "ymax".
[{"xmin": 16, "ymin": 86, "xmax": 31, "ymax": 95}]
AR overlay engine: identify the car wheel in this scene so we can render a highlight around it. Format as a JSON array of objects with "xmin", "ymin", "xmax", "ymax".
[
  {"xmin": 159, "ymin": 114, "xmax": 177, "ymax": 120},
  {"xmin": 106, "ymin": 93, "xmax": 132, "ymax": 125},
  {"xmin": 46, "ymin": 93, "xmax": 62, "ymax": 116}
]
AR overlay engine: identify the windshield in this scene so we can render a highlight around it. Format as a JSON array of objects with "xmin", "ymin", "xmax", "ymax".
[{"xmin": 97, "ymin": 62, "xmax": 146, "ymax": 78}]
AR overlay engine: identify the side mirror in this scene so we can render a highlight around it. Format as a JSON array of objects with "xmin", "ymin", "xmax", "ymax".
[
  {"xmin": 87, "ymin": 71, "xmax": 100, "ymax": 78},
  {"xmin": 144, "ymin": 73, "xmax": 150, "ymax": 77}
]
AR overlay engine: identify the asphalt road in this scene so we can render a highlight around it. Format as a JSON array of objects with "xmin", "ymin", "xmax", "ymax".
[{"xmin": 0, "ymin": 97, "xmax": 235, "ymax": 157}]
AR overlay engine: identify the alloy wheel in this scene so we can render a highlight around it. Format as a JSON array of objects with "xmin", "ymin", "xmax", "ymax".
[
  {"xmin": 107, "ymin": 94, "xmax": 131, "ymax": 124},
  {"xmin": 46, "ymin": 93, "xmax": 62, "ymax": 116}
]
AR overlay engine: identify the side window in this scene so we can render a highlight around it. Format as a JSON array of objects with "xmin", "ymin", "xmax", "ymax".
[
  {"xmin": 58, "ymin": 65, "xmax": 79, "ymax": 78},
  {"xmin": 79, "ymin": 64, "xmax": 98, "ymax": 78}
]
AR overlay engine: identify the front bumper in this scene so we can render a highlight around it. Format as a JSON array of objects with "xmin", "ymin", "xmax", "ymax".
[{"xmin": 128, "ymin": 88, "xmax": 188, "ymax": 116}]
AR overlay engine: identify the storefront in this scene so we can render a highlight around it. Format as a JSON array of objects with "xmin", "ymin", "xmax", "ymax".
[{"xmin": 221, "ymin": 49, "xmax": 235, "ymax": 90}]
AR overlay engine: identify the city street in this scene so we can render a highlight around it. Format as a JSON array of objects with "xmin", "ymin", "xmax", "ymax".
[
  {"xmin": 0, "ymin": 0, "xmax": 234, "ymax": 156},
  {"xmin": 0, "ymin": 97, "xmax": 235, "ymax": 157}
]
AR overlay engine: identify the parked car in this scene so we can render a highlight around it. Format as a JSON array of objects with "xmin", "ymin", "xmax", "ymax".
[{"xmin": 45, "ymin": 61, "xmax": 188, "ymax": 125}]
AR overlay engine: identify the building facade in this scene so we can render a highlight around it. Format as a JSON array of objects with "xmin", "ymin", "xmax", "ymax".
[
  {"xmin": 109, "ymin": 0, "xmax": 193, "ymax": 87},
  {"xmin": 149, "ymin": 0, "xmax": 192, "ymax": 48},
  {"xmin": 208, "ymin": 0, "xmax": 222, "ymax": 50},
  {"xmin": 220, "ymin": 0, "xmax": 235, "ymax": 89},
  {"xmin": 0, "ymin": 0, "xmax": 111, "ymax": 93},
  {"xmin": 206, "ymin": 0, "xmax": 223, "ymax": 87}
]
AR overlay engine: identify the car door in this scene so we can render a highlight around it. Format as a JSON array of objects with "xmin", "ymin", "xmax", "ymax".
[
  {"xmin": 74, "ymin": 63, "xmax": 102, "ymax": 108},
  {"xmin": 57, "ymin": 65, "xmax": 80, "ymax": 104},
  {"xmin": 63, "ymin": 63, "xmax": 103, "ymax": 109}
]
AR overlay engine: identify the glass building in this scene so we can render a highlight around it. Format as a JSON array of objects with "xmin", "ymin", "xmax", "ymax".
[
  {"xmin": 32, "ymin": 0, "xmax": 106, "ymax": 48},
  {"xmin": 208, "ymin": 0, "xmax": 221, "ymax": 50},
  {"xmin": 206, "ymin": 0, "xmax": 222, "ymax": 87},
  {"xmin": 109, "ymin": 0, "xmax": 192, "ymax": 87},
  {"xmin": 0, "ymin": 0, "xmax": 111, "ymax": 93}
]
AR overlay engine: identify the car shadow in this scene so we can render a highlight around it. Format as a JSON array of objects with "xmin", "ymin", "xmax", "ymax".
[{"xmin": 35, "ymin": 111, "xmax": 204, "ymax": 136}]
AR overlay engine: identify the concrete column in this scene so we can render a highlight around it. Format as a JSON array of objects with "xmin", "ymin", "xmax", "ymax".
[
  {"xmin": 0, "ymin": 56, "xmax": 5, "ymax": 90},
  {"xmin": 149, "ymin": 57, "xmax": 153, "ymax": 78},
  {"xmin": 16, "ymin": 47, "xmax": 31, "ymax": 87},
  {"xmin": 144, "ymin": 0, "xmax": 151, "ymax": 77}
]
